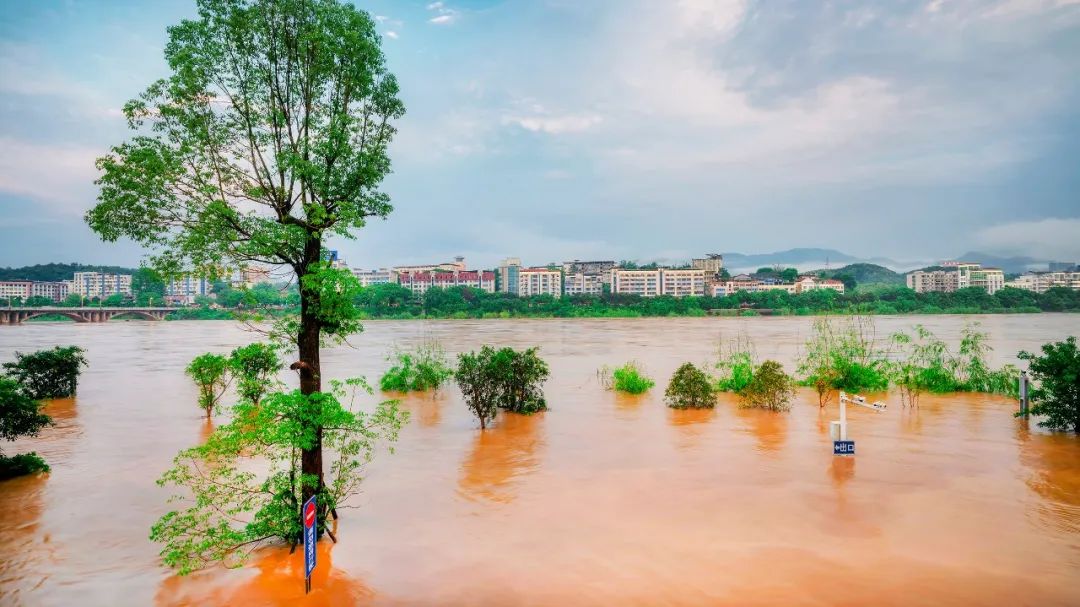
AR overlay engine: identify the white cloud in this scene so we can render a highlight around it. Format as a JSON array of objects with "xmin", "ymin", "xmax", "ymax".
[
  {"xmin": 973, "ymin": 218, "xmax": 1080, "ymax": 259},
  {"xmin": 0, "ymin": 137, "xmax": 102, "ymax": 215},
  {"xmin": 505, "ymin": 113, "xmax": 602, "ymax": 135},
  {"xmin": 427, "ymin": 1, "xmax": 458, "ymax": 25},
  {"xmin": 385, "ymin": 31, "xmax": 399, "ymax": 39}
]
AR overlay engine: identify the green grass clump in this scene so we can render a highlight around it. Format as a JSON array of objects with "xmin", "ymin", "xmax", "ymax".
[
  {"xmin": 380, "ymin": 341, "xmax": 453, "ymax": 392},
  {"xmin": 610, "ymin": 362, "xmax": 655, "ymax": 394}
]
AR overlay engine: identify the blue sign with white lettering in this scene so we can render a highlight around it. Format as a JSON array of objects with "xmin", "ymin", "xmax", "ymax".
[
  {"xmin": 303, "ymin": 495, "xmax": 317, "ymax": 579},
  {"xmin": 833, "ymin": 440, "xmax": 855, "ymax": 456}
]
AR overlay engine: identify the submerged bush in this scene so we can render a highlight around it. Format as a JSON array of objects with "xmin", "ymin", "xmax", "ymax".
[
  {"xmin": 185, "ymin": 353, "xmax": 230, "ymax": 418},
  {"xmin": 740, "ymin": 360, "xmax": 795, "ymax": 412},
  {"xmin": 455, "ymin": 346, "xmax": 550, "ymax": 428},
  {"xmin": 665, "ymin": 363, "xmax": 716, "ymax": 409},
  {"xmin": 889, "ymin": 322, "xmax": 1020, "ymax": 406},
  {"xmin": 0, "ymin": 376, "xmax": 52, "ymax": 480},
  {"xmin": 797, "ymin": 316, "xmax": 888, "ymax": 403},
  {"xmin": 609, "ymin": 362, "xmax": 655, "ymax": 394},
  {"xmin": 2, "ymin": 346, "xmax": 88, "ymax": 399},
  {"xmin": 713, "ymin": 337, "xmax": 756, "ymax": 393},
  {"xmin": 1018, "ymin": 337, "xmax": 1080, "ymax": 433},
  {"xmin": 380, "ymin": 341, "xmax": 453, "ymax": 392}
]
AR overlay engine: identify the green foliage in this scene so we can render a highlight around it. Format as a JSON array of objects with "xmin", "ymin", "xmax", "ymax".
[
  {"xmin": 228, "ymin": 343, "xmax": 281, "ymax": 405},
  {"xmin": 1018, "ymin": 337, "xmax": 1080, "ymax": 432},
  {"xmin": 2, "ymin": 346, "xmax": 88, "ymax": 399},
  {"xmin": 798, "ymin": 316, "xmax": 889, "ymax": 402},
  {"xmin": 150, "ymin": 378, "xmax": 407, "ymax": 573},
  {"xmin": 379, "ymin": 341, "xmax": 453, "ymax": 392},
  {"xmin": 713, "ymin": 337, "xmax": 756, "ymax": 393},
  {"xmin": 185, "ymin": 353, "xmax": 230, "ymax": 418},
  {"xmin": 665, "ymin": 363, "xmax": 716, "ymax": 409},
  {"xmin": 0, "ymin": 376, "xmax": 53, "ymax": 479},
  {"xmin": 0, "ymin": 453, "xmax": 51, "ymax": 479},
  {"xmin": 609, "ymin": 362, "xmax": 655, "ymax": 394},
  {"xmin": 454, "ymin": 346, "xmax": 551, "ymax": 427},
  {"xmin": 740, "ymin": 360, "xmax": 795, "ymax": 411},
  {"xmin": 889, "ymin": 322, "xmax": 1020, "ymax": 406}
]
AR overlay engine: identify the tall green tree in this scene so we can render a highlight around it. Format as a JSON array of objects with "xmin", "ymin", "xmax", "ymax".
[{"xmin": 86, "ymin": 0, "xmax": 404, "ymax": 526}]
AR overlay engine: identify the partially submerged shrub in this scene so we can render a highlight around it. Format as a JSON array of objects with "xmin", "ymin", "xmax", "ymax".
[
  {"xmin": 455, "ymin": 346, "xmax": 550, "ymax": 428},
  {"xmin": 713, "ymin": 337, "xmax": 755, "ymax": 393},
  {"xmin": 380, "ymin": 341, "xmax": 453, "ymax": 392},
  {"xmin": 2, "ymin": 346, "xmax": 88, "ymax": 399},
  {"xmin": 609, "ymin": 362, "xmax": 655, "ymax": 394},
  {"xmin": 665, "ymin": 363, "xmax": 716, "ymax": 409},
  {"xmin": 740, "ymin": 360, "xmax": 795, "ymax": 411},
  {"xmin": 1018, "ymin": 336, "xmax": 1080, "ymax": 433},
  {"xmin": 228, "ymin": 343, "xmax": 281, "ymax": 405},
  {"xmin": 0, "ymin": 376, "xmax": 52, "ymax": 479},
  {"xmin": 186, "ymin": 353, "xmax": 230, "ymax": 418},
  {"xmin": 797, "ymin": 316, "xmax": 888, "ymax": 404}
]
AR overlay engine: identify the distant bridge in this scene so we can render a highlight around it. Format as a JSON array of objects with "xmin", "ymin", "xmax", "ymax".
[{"xmin": 0, "ymin": 307, "xmax": 174, "ymax": 325}]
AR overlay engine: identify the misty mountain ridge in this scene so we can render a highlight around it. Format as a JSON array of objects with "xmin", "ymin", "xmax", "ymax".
[{"xmin": 717, "ymin": 248, "xmax": 1058, "ymax": 275}]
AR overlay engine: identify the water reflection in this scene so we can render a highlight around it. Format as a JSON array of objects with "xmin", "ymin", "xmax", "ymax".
[
  {"xmin": 155, "ymin": 539, "xmax": 373, "ymax": 607},
  {"xmin": 458, "ymin": 412, "xmax": 545, "ymax": 503},
  {"xmin": 1018, "ymin": 431, "xmax": 1080, "ymax": 535},
  {"xmin": 735, "ymin": 407, "xmax": 788, "ymax": 454},
  {"xmin": 611, "ymin": 391, "xmax": 646, "ymax": 421},
  {"xmin": 666, "ymin": 407, "xmax": 716, "ymax": 451},
  {"xmin": 394, "ymin": 390, "xmax": 447, "ymax": 428}
]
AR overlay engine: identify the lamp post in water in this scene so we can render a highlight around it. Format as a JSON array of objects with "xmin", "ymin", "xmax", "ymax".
[{"xmin": 831, "ymin": 392, "xmax": 886, "ymax": 456}]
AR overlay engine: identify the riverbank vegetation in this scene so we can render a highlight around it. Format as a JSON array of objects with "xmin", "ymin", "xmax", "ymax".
[
  {"xmin": 797, "ymin": 317, "xmax": 890, "ymax": 403},
  {"xmin": 602, "ymin": 362, "xmax": 655, "ymax": 394},
  {"xmin": 1018, "ymin": 337, "xmax": 1080, "ymax": 433},
  {"xmin": 665, "ymin": 363, "xmax": 716, "ymax": 409},
  {"xmin": 379, "ymin": 342, "xmax": 453, "ymax": 392},
  {"xmin": 0, "ymin": 376, "xmax": 53, "ymax": 480},
  {"xmin": 185, "ymin": 354, "xmax": 230, "ymax": 419},
  {"xmin": 2, "ymin": 346, "xmax": 87, "ymax": 399},
  {"xmin": 228, "ymin": 344, "xmax": 281, "ymax": 406},
  {"xmin": 455, "ymin": 346, "xmax": 550, "ymax": 428}
]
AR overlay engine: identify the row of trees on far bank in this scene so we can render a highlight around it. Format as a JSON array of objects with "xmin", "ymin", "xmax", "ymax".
[{"xmin": 0, "ymin": 346, "xmax": 87, "ymax": 479}]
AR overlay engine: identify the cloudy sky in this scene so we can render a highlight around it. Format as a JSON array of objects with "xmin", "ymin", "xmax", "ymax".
[{"xmin": 1, "ymin": 0, "xmax": 1078, "ymax": 270}]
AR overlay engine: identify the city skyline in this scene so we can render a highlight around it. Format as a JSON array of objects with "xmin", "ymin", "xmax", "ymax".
[{"xmin": 2, "ymin": 0, "xmax": 1080, "ymax": 269}]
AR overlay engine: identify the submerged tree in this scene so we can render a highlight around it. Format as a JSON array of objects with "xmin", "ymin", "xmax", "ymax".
[
  {"xmin": 2, "ymin": 346, "xmax": 88, "ymax": 399},
  {"xmin": 665, "ymin": 363, "xmax": 716, "ymax": 409},
  {"xmin": 1018, "ymin": 337, "xmax": 1080, "ymax": 433},
  {"xmin": 740, "ymin": 360, "xmax": 795, "ymax": 412},
  {"xmin": 186, "ymin": 353, "xmax": 231, "ymax": 418},
  {"xmin": 228, "ymin": 343, "xmax": 281, "ymax": 405},
  {"xmin": 379, "ymin": 341, "xmax": 453, "ymax": 392},
  {"xmin": 454, "ymin": 346, "xmax": 550, "ymax": 428},
  {"xmin": 0, "ymin": 377, "xmax": 52, "ymax": 479},
  {"xmin": 151, "ymin": 378, "xmax": 405, "ymax": 573},
  {"xmin": 86, "ymin": 0, "xmax": 405, "ymax": 561}
]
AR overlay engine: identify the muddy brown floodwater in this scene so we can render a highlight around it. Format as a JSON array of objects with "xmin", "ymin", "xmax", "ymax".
[{"xmin": 1, "ymin": 315, "xmax": 1079, "ymax": 606}]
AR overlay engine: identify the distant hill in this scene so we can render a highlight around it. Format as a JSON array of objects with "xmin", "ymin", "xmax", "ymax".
[
  {"xmin": 816, "ymin": 263, "xmax": 905, "ymax": 288},
  {"xmin": 721, "ymin": 248, "xmax": 858, "ymax": 270},
  {"xmin": 0, "ymin": 263, "xmax": 139, "ymax": 282},
  {"xmin": 952, "ymin": 251, "xmax": 1050, "ymax": 275}
]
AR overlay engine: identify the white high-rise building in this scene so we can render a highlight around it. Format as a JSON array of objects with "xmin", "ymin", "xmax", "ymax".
[
  {"xmin": 70, "ymin": 272, "xmax": 132, "ymax": 299},
  {"xmin": 518, "ymin": 268, "xmax": 562, "ymax": 298}
]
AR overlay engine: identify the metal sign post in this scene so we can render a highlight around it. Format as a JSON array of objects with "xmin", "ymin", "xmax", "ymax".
[
  {"xmin": 303, "ymin": 495, "xmax": 317, "ymax": 594},
  {"xmin": 1019, "ymin": 371, "xmax": 1029, "ymax": 417},
  {"xmin": 831, "ymin": 392, "xmax": 886, "ymax": 456}
]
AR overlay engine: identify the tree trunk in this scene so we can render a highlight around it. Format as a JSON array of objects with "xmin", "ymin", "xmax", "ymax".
[{"xmin": 298, "ymin": 236, "xmax": 324, "ymax": 536}]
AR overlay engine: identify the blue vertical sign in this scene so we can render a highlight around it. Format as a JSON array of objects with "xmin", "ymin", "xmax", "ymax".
[{"xmin": 303, "ymin": 495, "xmax": 317, "ymax": 593}]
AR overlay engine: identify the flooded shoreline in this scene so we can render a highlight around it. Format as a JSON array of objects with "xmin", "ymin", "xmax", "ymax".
[{"xmin": 1, "ymin": 315, "xmax": 1079, "ymax": 605}]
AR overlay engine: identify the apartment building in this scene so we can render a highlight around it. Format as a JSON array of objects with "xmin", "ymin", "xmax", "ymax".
[
  {"xmin": 0, "ymin": 281, "xmax": 32, "ymax": 300},
  {"xmin": 165, "ymin": 275, "xmax": 212, "ymax": 305},
  {"xmin": 660, "ymin": 268, "xmax": 707, "ymax": 297},
  {"xmin": 398, "ymin": 270, "xmax": 495, "ymax": 295},
  {"xmin": 691, "ymin": 254, "xmax": 724, "ymax": 276},
  {"xmin": 70, "ymin": 272, "xmax": 132, "ymax": 299},
  {"xmin": 564, "ymin": 272, "xmax": 604, "ymax": 296},
  {"xmin": 393, "ymin": 256, "xmax": 467, "ymax": 279},
  {"xmin": 31, "ymin": 281, "xmax": 70, "ymax": 302},
  {"xmin": 498, "ymin": 258, "xmax": 521, "ymax": 295},
  {"xmin": 610, "ymin": 269, "xmax": 662, "ymax": 297},
  {"xmin": 562, "ymin": 260, "xmax": 615, "ymax": 279},
  {"xmin": 908, "ymin": 262, "xmax": 1004, "ymax": 295},
  {"xmin": 352, "ymin": 268, "xmax": 394, "ymax": 288},
  {"xmin": 794, "ymin": 276, "xmax": 845, "ymax": 294},
  {"xmin": 518, "ymin": 268, "xmax": 562, "ymax": 298},
  {"xmin": 1007, "ymin": 272, "xmax": 1080, "ymax": 293}
]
